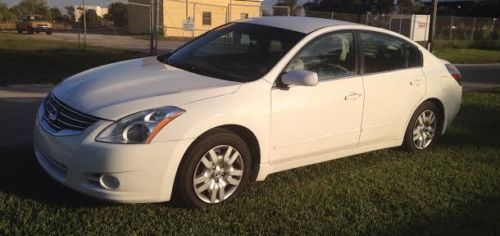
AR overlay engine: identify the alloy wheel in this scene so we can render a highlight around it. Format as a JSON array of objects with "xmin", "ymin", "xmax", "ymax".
[
  {"xmin": 412, "ymin": 110, "xmax": 437, "ymax": 149},
  {"xmin": 192, "ymin": 145, "xmax": 244, "ymax": 204}
]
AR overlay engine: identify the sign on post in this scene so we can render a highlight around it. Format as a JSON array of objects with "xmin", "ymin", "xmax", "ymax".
[{"xmin": 182, "ymin": 18, "xmax": 194, "ymax": 31}]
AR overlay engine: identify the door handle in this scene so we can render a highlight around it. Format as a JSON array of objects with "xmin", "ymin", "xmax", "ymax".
[
  {"xmin": 410, "ymin": 80, "xmax": 423, "ymax": 86},
  {"xmin": 345, "ymin": 93, "xmax": 362, "ymax": 101}
]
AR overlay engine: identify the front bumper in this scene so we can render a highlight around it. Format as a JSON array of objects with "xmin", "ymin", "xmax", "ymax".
[
  {"xmin": 33, "ymin": 104, "xmax": 193, "ymax": 203},
  {"xmin": 30, "ymin": 25, "xmax": 51, "ymax": 32}
]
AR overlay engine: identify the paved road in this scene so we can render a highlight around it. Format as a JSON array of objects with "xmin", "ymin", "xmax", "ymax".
[
  {"xmin": 0, "ymin": 64, "xmax": 498, "ymax": 147},
  {"xmin": 7, "ymin": 31, "xmax": 187, "ymax": 54},
  {"xmin": 457, "ymin": 64, "xmax": 500, "ymax": 91}
]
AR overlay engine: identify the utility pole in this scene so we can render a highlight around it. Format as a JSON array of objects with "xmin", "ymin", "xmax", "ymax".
[
  {"xmin": 427, "ymin": 0, "xmax": 438, "ymax": 52},
  {"xmin": 82, "ymin": 0, "xmax": 87, "ymax": 51},
  {"xmin": 155, "ymin": 0, "xmax": 160, "ymax": 52},
  {"xmin": 186, "ymin": 0, "xmax": 188, "ymax": 20},
  {"xmin": 150, "ymin": 0, "xmax": 154, "ymax": 55}
]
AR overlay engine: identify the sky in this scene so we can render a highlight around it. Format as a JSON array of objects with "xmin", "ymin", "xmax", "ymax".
[{"xmin": 1, "ymin": 0, "xmax": 310, "ymax": 12}]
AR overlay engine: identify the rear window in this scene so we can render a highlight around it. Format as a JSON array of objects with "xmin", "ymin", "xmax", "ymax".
[{"xmin": 360, "ymin": 32, "xmax": 422, "ymax": 74}]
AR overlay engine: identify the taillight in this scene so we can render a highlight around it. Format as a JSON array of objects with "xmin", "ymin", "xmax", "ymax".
[{"xmin": 445, "ymin": 64, "xmax": 462, "ymax": 85}]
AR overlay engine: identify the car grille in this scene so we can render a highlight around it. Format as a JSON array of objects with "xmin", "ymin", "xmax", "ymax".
[{"xmin": 43, "ymin": 94, "xmax": 99, "ymax": 132}]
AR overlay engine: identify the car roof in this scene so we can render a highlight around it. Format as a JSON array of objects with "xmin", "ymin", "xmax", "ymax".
[{"xmin": 240, "ymin": 16, "xmax": 359, "ymax": 34}]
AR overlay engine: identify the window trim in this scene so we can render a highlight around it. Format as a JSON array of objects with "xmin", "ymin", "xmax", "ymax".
[
  {"xmin": 355, "ymin": 30, "xmax": 423, "ymax": 76},
  {"xmin": 275, "ymin": 30, "xmax": 360, "ymax": 86}
]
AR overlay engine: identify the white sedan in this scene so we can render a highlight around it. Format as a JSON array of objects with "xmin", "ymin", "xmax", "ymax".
[{"xmin": 34, "ymin": 17, "xmax": 462, "ymax": 207}]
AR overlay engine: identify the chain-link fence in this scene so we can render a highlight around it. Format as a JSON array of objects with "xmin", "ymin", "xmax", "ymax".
[{"xmin": 302, "ymin": 9, "xmax": 499, "ymax": 42}]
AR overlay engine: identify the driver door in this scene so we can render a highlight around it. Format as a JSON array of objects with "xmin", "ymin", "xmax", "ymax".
[{"xmin": 270, "ymin": 32, "xmax": 364, "ymax": 165}]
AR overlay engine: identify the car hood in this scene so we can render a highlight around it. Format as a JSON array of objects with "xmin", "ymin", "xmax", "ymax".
[{"xmin": 52, "ymin": 57, "xmax": 241, "ymax": 120}]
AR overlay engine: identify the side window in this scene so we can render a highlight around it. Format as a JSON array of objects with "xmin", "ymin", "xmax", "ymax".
[
  {"xmin": 404, "ymin": 43, "xmax": 422, "ymax": 67},
  {"xmin": 360, "ymin": 32, "xmax": 421, "ymax": 73},
  {"xmin": 286, "ymin": 32, "xmax": 356, "ymax": 81}
]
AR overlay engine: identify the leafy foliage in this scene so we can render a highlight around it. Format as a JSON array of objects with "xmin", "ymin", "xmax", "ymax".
[
  {"xmin": 105, "ymin": 2, "xmax": 127, "ymax": 27},
  {"xmin": 78, "ymin": 9, "xmax": 103, "ymax": 27}
]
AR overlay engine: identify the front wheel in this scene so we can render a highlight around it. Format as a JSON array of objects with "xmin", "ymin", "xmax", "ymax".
[
  {"xmin": 173, "ymin": 128, "xmax": 251, "ymax": 208},
  {"xmin": 403, "ymin": 102, "xmax": 441, "ymax": 152},
  {"xmin": 46, "ymin": 31, "xmax": 52, "ymax": 35}
]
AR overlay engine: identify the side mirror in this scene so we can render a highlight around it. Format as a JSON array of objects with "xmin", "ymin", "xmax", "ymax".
[{"xmin": 281, "ymin": 70, "xmax": 319, "ymax": 87}]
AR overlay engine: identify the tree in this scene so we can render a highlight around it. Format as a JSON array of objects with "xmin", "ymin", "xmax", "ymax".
[
  {"xmin": 79, "ymin": 9, "xmax": 103, "ymax": 26},
  {"xmin": 106, "ymin": 2, "xmax": 127, "ymax": 26},
  {"xmin": 273, "ymin": 0, "xmax": 302, "ymax": 16},
  {"xmin": 65, "ymin": 6, "xmax": 75, "ymax": 22},
  {"xmin": 0, "ymin": 2, "xmax": 16, "ymax": 21},
  {"xmin": 15, "ymin": 0, "xmax": 49, "ymax": 16},
  {"xmin": 49, "ymin": 7, "xmax": 62, "ymax": 21}
]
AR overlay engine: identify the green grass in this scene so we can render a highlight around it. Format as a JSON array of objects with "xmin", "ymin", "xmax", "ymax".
[
  {"xmin": 432, "ymin": 39, "xmax": 500, "ymax": 64},
  {"xmin": 0, "ymin": 91, "xmax": 499, "ymax": 234},
  {"xmin": 0, "ymin": 33, "xmax": 145, "ymax": 84},
  {"xmin": 434, "ymin": 48, "xmax": 500, "ymax": 64}
]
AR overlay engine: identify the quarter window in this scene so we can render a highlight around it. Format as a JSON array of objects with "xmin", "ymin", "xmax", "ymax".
[
  {"xmin": 202, "ymin": 12, "xmax": 212, "ymax": 26},
  {"xmin": 286, "ymin": 32, "xmax": 356, "ymax": 81},
  {"xmin": 360, "ymin": 32, "xmax": 422, "ymax": 74}
]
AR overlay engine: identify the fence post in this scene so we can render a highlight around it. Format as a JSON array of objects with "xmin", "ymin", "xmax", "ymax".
[
  {"xmin": 389, "ymin": 15, "xmax": 392, "ymax": 31},
  {"xmin": 365, "ymin": 13, "xmax": 369, "ymax": 25},
  {"xmin": 449, "ymin": 15, "xmax": 454, "ymax": 41},
  {"xmin": 471, "ymin": 17, "xmax": 476, "ymax": 41},
  {"xmin": 331, "ymin": 11, "xmax": 334, "ymax": 20},
  {"xmin": 398, "ymin": 13, "xmax": 403, "ymax": 33},
  {"xmin": 493, "ymin": 18, "xmax": 496, "ymax": 40},
  {"xmin": 192, "ymin": 3, "xmax": 195, "ymax": 38}
]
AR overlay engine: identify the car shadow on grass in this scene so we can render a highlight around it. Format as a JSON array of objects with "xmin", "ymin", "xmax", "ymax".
[
  {"xmin": 439, "ymin": 93, "xmax": 500, "ymax": 149},
  {"xmin": 0, "ymin": 143, "xmax": 114, "ymax": 208}
]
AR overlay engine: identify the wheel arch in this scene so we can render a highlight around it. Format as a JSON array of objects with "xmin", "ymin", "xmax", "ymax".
[
  {"xmin": 177, "ymin": 124, "xmax": 261, "ymax": 183},
  {"xmin": 407, "ymin": 98, "xmax": 446, "ymax": 135},
  {"xmin": 424, "ymin": 97, "xmax": 446, "ymax": 134}
]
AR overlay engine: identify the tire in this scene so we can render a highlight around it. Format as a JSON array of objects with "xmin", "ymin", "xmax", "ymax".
[
  {"xmin": 46, "ymin": 31, "xmax": 52, "ymax": 35},
  {"xmin": 173, "ymin": 128, "xmax": 252, "ymax": 208},
  {"xmin": 17, "ymin": 28, "xmax": 22, "ymax": 34},
  {"xmin": 27, "ymin": 29, "xmax": 34, "ymax": 34},
  {"xmin": 403, "ymin": 101, "xmax": 441, "ymax": 152}
]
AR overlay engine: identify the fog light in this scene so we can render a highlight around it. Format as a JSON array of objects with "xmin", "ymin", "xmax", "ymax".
[{"xmin": 99, "ymin": 174, "xmax": 120, "ymax": 190}]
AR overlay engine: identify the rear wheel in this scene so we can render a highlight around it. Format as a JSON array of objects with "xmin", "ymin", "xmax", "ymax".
[
  {"xmin": 17, "ymin": 28, "xmax": 22, "ymax": 33},
  {"xmin": 27, "ymin": 29, "xmax": 34, "ymax": 34},
  {"xmin": 173, "ymin": 128, "xmax": 251, "ymax": 208},
  {"xmin": 403, "ymin": 102, "xmax": 441, "ymax": 152},
  {"xmin": 46, "ymin": 31, "xmax": 52, "ymax": 35}
]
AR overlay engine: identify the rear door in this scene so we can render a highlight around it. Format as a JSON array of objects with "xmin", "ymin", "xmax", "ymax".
[{"xmin": 358, "ymin": 31, "xmax": 426, "ymax": 145}]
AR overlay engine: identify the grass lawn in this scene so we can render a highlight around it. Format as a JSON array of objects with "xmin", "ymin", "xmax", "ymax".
[
  {"xmin": 434, "ymin": 48, "xmax": 500, "ymax": 64},
  {"xmin": 0, "ymin": 91, "xmax": 499, "ymax": 234},
  {"xmin": 0, "ymin": 33, "xmax": 145, "ymax": 85}
]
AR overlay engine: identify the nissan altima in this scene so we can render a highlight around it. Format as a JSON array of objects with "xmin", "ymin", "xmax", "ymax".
[{"xmin": 34, "ymin": 17, "xmax": 462, "ymax": 208}]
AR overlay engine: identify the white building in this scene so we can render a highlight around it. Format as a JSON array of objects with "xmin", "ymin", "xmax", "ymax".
[{"xmin": 74, "ymin": 5, "xmax": 109, "ymax": 22}]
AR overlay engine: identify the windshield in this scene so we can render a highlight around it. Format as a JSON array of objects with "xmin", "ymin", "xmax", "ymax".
[{"xmin": 162, "ymin": 23, "xmax": 305, "ymax": 82}]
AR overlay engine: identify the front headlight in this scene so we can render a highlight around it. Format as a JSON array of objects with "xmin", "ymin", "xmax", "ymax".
[{"xmin": 96, "ymin": 106, "xmax": 185, "ymax": 144}]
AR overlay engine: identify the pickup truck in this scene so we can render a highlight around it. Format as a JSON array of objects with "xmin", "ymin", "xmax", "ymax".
[{"xmin": 17, "ymin": 15, "xmax": 53, "ymax": 35}]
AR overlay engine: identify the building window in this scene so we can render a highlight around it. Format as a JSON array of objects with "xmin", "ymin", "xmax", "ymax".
[
  {"xmin": 202, "ymin": 12, "xmax": 211, "ymax": 26},
  {"xmin": 240, "ymin": 13, "xmax": 249, "ymax": 19}
]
